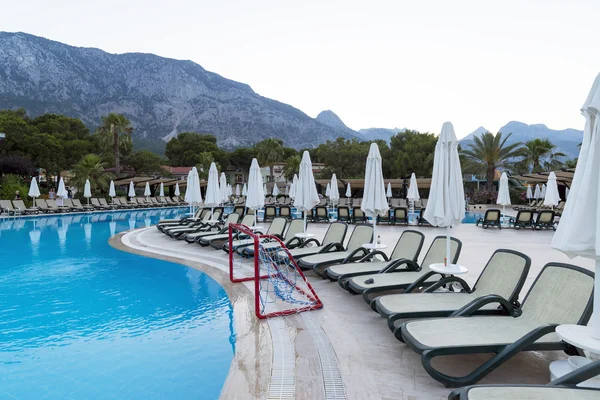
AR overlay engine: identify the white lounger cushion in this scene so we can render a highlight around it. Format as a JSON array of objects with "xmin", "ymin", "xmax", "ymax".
[
  {"xmin": 348, "ymin": 270, "xmax": 432, "ymax": 291},
  {"xmin": 377, "ymin": 292, "xmax": 499, "ymax": 315},
  {"xmin": 298, "ymin": 251, "xmax": 354, "ymax": 266},
  {"xmin": 404, "ymin": 316, "xmax": 561, "ymax": 347},
  {"xmin": 466, "ymin": 387, "xmax": 599, "ymax": 400},
  {"xmin": 327, "ymin": 261, "xmax": 389, "ymax": 278}
]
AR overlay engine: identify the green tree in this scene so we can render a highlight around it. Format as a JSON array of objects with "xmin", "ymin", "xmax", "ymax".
[
  {"xmin": 520, "ymin": 138, "xmax": 566, "ymax": 173},
  {"xmin": 461, "ymin": 132, "xmax": 523, "ymax": 187},
  {"xmin": 312, "ymin": 138, "xmax": 371, "ymax": 178},
  {"xmin": 283, "ymin": 155, "xmax": 301, "ymax": 180},
  {"xmin": 564, "ymin": 158, "xmax": 578, "ymax": 169},
  {"xmin": 254, "ymin": 138, "xmax": 285, "ymax": 182},
  {"xmin": 389, "ymin": 130, "xmax": 438, "ymax": 178},
  {"xmin": 70, "ymin": 154, "xmax": 113, "ymax": 192},
  {"xmin": 95, "ymin": 113, "xmax": 133, "ymax": 176},
  {"xmin": 126, "ymin": 150, "xmax": 166, "ymax": 176},
  {"xmin": 165, "ymin": 132, "xmax": 228, "ymax": 167},
  {"xmin": 195, "ymin": 152, "xmax": 216, "ymax": 180}
]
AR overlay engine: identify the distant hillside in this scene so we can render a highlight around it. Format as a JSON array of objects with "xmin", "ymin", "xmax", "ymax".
[
  {"xmin": 459, "ymin": 121, "xmax": 582, "ymax": 159},
  {"xmin": 0, "ymin": 32, "xmax": 358, "ymax": 149}
]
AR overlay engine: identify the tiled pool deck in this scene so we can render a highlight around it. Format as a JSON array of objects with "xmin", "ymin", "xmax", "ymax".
[{"xmin": 116, "ymin": 220, "xmax": 594, "ymax": 400}]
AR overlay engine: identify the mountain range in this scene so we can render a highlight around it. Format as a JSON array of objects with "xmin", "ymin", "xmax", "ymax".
[
  {"xmin": 0, "ymin": 32, "xmax": 583, "ymax": 158},
  {"xmin": 459, "ymin": 121, "xmax": 583, "ymax": 159}
]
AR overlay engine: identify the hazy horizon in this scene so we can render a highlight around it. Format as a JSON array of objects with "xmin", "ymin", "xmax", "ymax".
[{"xmin": 2, "ymin": 0, "xmax": 598, "ymax": 138}]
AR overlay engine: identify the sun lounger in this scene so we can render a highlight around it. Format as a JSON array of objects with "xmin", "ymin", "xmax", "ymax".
[
  {"xmin": 35, "ymin": 199, "xmax": 59, "ymax": 213},
  {"xmin": 166, "ymin": 210, "xmax": 222, "ymax": 238},
  {"xmin": 198, "ymin": 214, "xmax": 257, "ymax": 247},
  {"xmin": 377, "ymin": 249, "xmax": 530, "ymax": 333},
  {"xmin": 12, "ymin": 200, "xmax": 38, "ymax": 215},
  {"xmin": 399, "ymin": 262, "xmax": 594, "ymax": 387},
  {"xmin": 337, "ymin": 206, "xmax": 351, "ymax": 222},
  {"xmin": 73, "ymin": 198, "xmax": 95, "ymax": 211},
  {"xmin": 509, "ymin": 210, "xmax": 534, "ymax": 229},
  {"xmin": 475, "ymin": 209, "xmax": 502, "ymax": 229},
  {"xmin": 90, "ymin": 198, "xmax": 109, "ymax": 210},
  {"xmin": 352, "ymin": 207, "xmax": 367, "ymax": 223},
  {"xmin": 417, "ymin": 207, "xmax": 431, "ymax": 226},
  {"xmin": 297, "ymin": 224, "xmax": 373, "ymax": 274},
  {"xmin": 264, "ymin": 205, "xmax": 277, "ymax": 222},
  {"xmin": 60, "ymin": 198, "xmax": 81, "ymax": 211},
  {"xmin": 0, "ymin": 199, "xmax": 21, "ymax": 216},
  {"xmin": 163, "ymin": 211, "xmax": 214, "ymax": 236},
  {"xmin": 174, "ymin": 212, "xmax": 239, "ymax": 241},
  {"xmin": 279, "ymin": 206, "xmax": 291, "ymax": 218},
  {"xmin": 239, "ymin": 218, "xmax": 305, "ymax": 257},
  {"xmin": 312, "ymin": 206, "xmax": 329, "ymax": 223},
  {"xmin": 325, "ymin": 230, "xmax": 425, "ymax": 284},
  {"xmin": 185, "ymin": 214, "xmax": 252, "ymax": 243},
  {"xmin": 232, "ymin": 206, "xmax": 246, "ymax": 217},
  {"xmin": 47, "ymin": 198, "xmax": 69, "ymax": 212},
  {"xmin": 223, "ymin": 217, "xmax": 288, "ymax": 252},
  {"xmin": 392, "ymin": 207, "xmax": 408, "ymax": 225},
  {"xmin": 157, "ymin": 208, "xmax": 207, "ymax": 230},
  {"xmin": 345, "ymin": 236, "xmax": 462, "ymax": 304},
  {"xmin": 283, "ymin": 221, "xmax": 349, "ymax": 260},
  {"xmin": 535, "ymin": 210, "xmax": 556, "ymax": 230},
  {"xmin": 448, "ymin": 359, "xmax": 600, "ymax": 399}
]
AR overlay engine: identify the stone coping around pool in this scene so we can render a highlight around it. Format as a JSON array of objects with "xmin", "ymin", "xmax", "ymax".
[
  {"xmin": 114, "ymin": 226, "xmax": 342, "ymax": 400},
  {"xmin": 110, "ymin": 230, "xmax": 273, "ymax": 400}
]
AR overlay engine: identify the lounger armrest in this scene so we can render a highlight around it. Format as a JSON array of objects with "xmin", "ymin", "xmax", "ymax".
[
  {"xmin": 381, "ymin": 258, "xmax": 420, "ymax": 273},
  {"xmin": 403, "ymin": 271, "xmax": 442, "ymax": 293},
  {"xmin": 318, "ymin": 242, "xmax": 344, "ymax": 253},
  {"xmin": 552, "ymin": 359, "xmax": 600, "ymax": 386},
  {"xmin": 451, "ymin": 294, "xmax": 519, "ymax": 317},
  {"xmin": 301, "ymin": 238, "xmax": 321, "ymax": 248},
  {"xmin": 359, "ymin": 250, "xmax": 390, "ymax": 262},
  {"xmin": 423, "ymin": 277, "xmax": 473, "ymax": 293},
  {"xmin": 341, "ymin": 247, "xmax": 370, "ymax": 264},
  {"xmin": 284, "ymin": 237, "xmax": 302, "ymax": 249}
]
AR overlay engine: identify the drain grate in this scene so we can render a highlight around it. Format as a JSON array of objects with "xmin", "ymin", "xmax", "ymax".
[
  {"xmin": 302, "ymin": 313, "xmax": 347, "ymax": 400},
  {"xmin": 267, "ymin": 318, "xmax": 296, "ymax": 399}
]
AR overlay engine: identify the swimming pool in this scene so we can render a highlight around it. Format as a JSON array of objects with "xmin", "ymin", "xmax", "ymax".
[{"xmin": 0, "ymin": 209, "xmax": 234, "ymax": 399}]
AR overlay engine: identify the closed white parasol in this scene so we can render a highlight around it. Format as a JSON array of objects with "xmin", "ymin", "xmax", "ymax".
[
  {"xmin": 294, "ymin": 151, "xmax": 320, "ymax": 232},
  {"xmin": 496, "ymin": 172, "xmax": 511, "ymax": 217},
  {"xmin": 28, "ymin": 177, "xmax": 41, "ymax": 207},
  {"xmin": 83, "ymin": 179, "xmax": 92, "ymax": 206},
  {"xmin": 361, "ymin": 143, "xmax": 389, "ymax": 244},
  {"xmin": 543, "ymin": 172, "xmax": 561, "ymax": 207},
  {"xmin": 552, "ymin": 73, "xmax": 600, "ymax": 340},
  {"xmin": 57, "ymin": 177, "xmax": 68, "ymax": 206},
  {"xmin": 246, "ymin": 158, "xmax": 265, "ymax": 226},
  {"xmin": 423, "ymin": 122, "xmax": 465, "ymax": 268}
]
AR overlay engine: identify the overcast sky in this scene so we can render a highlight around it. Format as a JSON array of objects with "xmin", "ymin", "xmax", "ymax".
[{"xmin": 3, "ymin": 0, "xmax": 599, "ymax": 137}]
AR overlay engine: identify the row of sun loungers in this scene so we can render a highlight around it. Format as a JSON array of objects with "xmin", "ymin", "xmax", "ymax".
[
  {"xmin": 0, "ymin": 196, "xmax": 187, "ymax": 215},
  {"xmin": 476, "ymin": 209, "xmax": 558, "ymax": 230},
  {"xmin": 272, "ymin": 226, "xmax": 595, "ymax": 391}
]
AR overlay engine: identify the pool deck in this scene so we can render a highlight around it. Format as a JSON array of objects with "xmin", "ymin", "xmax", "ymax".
[{"xmin": 115, "ymin": 221, "xmax": 594, "ymax": 400}]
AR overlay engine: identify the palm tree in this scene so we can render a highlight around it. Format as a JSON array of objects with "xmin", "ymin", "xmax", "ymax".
[
  {"xmin": 255, "ymin": 138, "xmax": 285, "ymax": 182},
  {"xmin": 461, "ymin": 132, "xmax": 523, "ymax": 187},
  {"xmin": 96, "ymin": 113, "xmax": 133, "ymax": 176},
  {"xmin": 520, "ymin": 138, "xmax": 565, "ymax": 172},
  {"xmin": 283, "ymin": 155, "xmax": 301, "ymax": 180},
  {"xmin": 71, "ymin": 154, "xmax": 113, "ymax": 193}
]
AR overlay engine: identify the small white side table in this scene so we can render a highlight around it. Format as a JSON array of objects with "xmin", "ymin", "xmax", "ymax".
[
  {"xmin": 429, "ymin": 263, "xmax": 468, "ymax": 275},
  {"xmin": 429, "ymin": 263, "xmax": 468, "ymax": 292},
  {"xmin": 295, "ymin": 232, "xmax": 315, "ymax": 239},
  {"xmin": 551, "ymin": 324, "xmax": 600, "ymax": 388}
]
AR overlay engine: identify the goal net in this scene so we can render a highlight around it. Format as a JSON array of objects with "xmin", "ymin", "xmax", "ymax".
[{"xmin": 228, "ymin": 223, "xmax": 323, "ymax": 319}]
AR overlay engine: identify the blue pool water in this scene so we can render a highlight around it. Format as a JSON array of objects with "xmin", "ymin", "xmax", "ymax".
[{"xmin": 0, "ymin": 209, "xmax": 234, "ymax": 400}]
